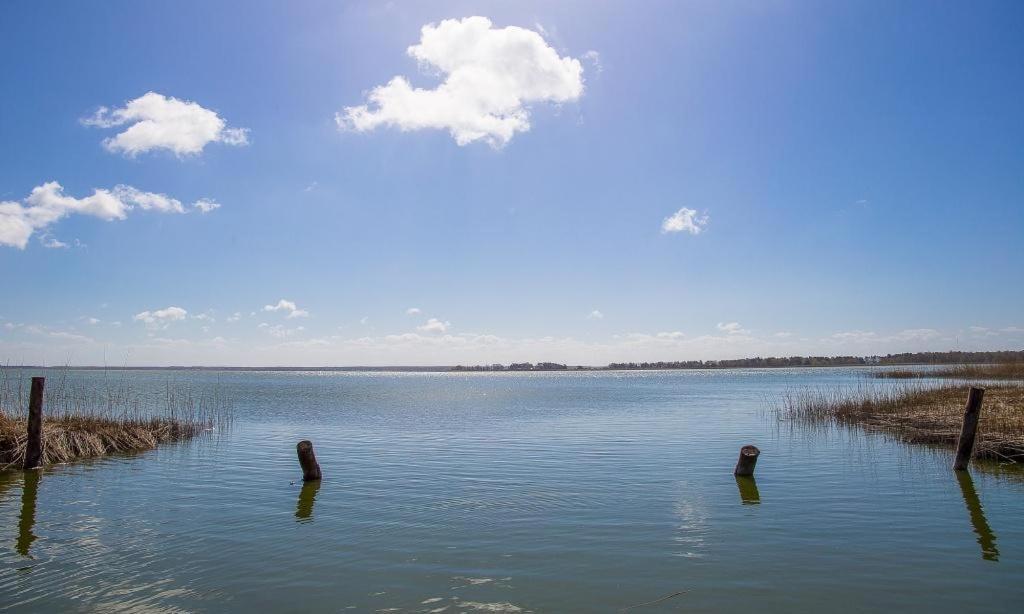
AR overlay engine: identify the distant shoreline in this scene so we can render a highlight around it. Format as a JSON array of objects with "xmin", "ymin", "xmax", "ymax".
[{"xmin": 2, "ymin": 350, "xmax": 1020, "ymax": 373}]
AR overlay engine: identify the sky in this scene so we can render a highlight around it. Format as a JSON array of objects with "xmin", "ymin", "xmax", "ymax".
[{"xmin": 1, "ymin": 0, "xmax": 1022, "ymax": 367}]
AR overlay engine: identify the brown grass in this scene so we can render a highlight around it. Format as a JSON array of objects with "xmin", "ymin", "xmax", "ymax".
[
  {"xmin": 777, "ymin": 383, "xmax": 1024, "ymax": 464},
  {"xmin": 0, "ymin": 369, "xmax": 230, "ymax": 469},
  {"xmin": 874, "ymin": 363, "xmax": 1024, "ymax": 380}
]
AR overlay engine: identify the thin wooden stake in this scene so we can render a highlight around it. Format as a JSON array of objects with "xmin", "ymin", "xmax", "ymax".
[
  {"xmin": 733, "ymin": 444, "xmax": 760, "ymax": 477},
  {"xmin": 296, "ymin": 440, "xmax": 322, "ymax": 481},
  {"xmin": 953, "ymin": 387, "xmax": 985, "ymax": 471},
  {"xmin": 24, "ymin": 377, "xmax": 45, "ymax": 470}
]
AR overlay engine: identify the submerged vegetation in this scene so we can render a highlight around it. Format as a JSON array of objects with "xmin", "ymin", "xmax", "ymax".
[
  {"xmin": 777, "ymin": 383, "xmax": 1024, "ymax": 464},
  {"xmin": 0, "ymin": 369, "xmax": 230, "ymax": 469}
]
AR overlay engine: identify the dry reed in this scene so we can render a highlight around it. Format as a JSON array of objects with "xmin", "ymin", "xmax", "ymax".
[
  {"xmin": 0, "ymin": 368, "xmax": 231, "ymax": 469},
  {"xmin": 776, "ymin": 383, "xmax": 1024, "ymax": 463},
  {"xmin": 874, "ymin": 362, "xmax": 1024, "ymax": 380}
]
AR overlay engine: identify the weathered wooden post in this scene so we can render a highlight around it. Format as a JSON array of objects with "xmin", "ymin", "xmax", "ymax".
[
  {"xmin": 733, "ymin": 445, "xmax": 760, "ymax": 477},
  {"xmin": 296, "ymin": 440, "xmax": 322, "ymax": 481},
  {"xmin": 24, "ymin": 377, "xmax": 45, "ymax": 470},
  {"xmin": 735, "ymin": 476, "xmax": 761, "ymax": 505},
  {"xmin": 953, "ymin": 387, "xmax": 985, "ymax": 471}
]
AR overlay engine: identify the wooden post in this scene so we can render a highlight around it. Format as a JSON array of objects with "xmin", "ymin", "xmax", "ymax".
[
  {"xmin": 296, "ymin": 440, "xmax": 322, "ymax": 481},
  {"xmin": 24, "ymin": 377, "xmax": 45, "ymax": 470},
  {"xmin": 953, "ymin": 387, "xmax": 985, "ymax": 471},
  {"xmin": 735, "ymin": 476, "xmax": 761, "ymax": 505},
  {"xmin": 733, "ymin": 444, "xmax": 760, "ymax": 477}
]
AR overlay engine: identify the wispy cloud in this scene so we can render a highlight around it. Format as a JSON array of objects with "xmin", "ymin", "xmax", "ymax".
[{"xmin": 661, "ymin": 208, "xmax": 708, "ymax": 235}]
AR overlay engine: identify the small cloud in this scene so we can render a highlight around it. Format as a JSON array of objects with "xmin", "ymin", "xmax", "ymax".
[
  {"xmin": 661, "ymin": 208, "xmax": 708, "ymax": 235},
  {"xmin": 717, "ymin": 322, "xmax": 748, "ymax": 335},
  {"xmin": 39, "ymin": 233, "xmax": 69, "ymax": 249},
  {"xmin": 406, "ymin": 307, "xmax": 422, "ymax": 315},
  {"xmin": 304, "ymin": 181, "xmax": 318, "ymax": 193},
  {"xmin": 582, "ymin": 50, "xmax": 603, "ymax": 74},
  {"xmin": 263, "ymin": 299, "xmax": 309, "ymax": 319},
  {"xmin": 226, "ymin": 312, "xmax": 242, "ymax": 323},
  {"xmin": 82, "ymin": 91, "xmax": 249, "ymax": 157},
  {"xmin": 133, "ymin": 306, "xmax": 188, "ymax": 329},
  {"xmin": 359, "ymin": 316, "xmax": 369, "ymax": 325},
  {"xmin": 192, "ymin": 198, "xmax": 221, "ymax": 213},
  {"xmin": 587, "ymin": 310, "xmax": 604, "ymax": 320},
  {"xmin": 417, "ymin": 318, "xmax": 450, "ymax": 334}
]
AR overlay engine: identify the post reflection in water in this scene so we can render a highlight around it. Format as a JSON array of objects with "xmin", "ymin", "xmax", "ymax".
[
  {"xmin": 295, "ymin": 479, "xmax": 321, "ymax": 521},
  {"xmin": 17, "ymin": 470, "xmax": 41, "ymax": 557},
  {"xmin": 735, "ymin": 475, "xmax": 760, "ymax": 505},
  {"xmin": 955, "ymin": 471, "xmax": 999, "ymax": 562}
]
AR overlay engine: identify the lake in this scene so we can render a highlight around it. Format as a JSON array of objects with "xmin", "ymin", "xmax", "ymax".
[{"xmin": 1, "ymin": 368, "xmax": 1022, "ymax": 612}]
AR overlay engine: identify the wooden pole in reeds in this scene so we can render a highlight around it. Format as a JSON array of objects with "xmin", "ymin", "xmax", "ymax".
[
  {"xmin": 733, "ymin": 445, "xmax": 760, "ymax": 477},
  {"xmin": 24, "ymin": 377, "xmax": 45, "ymax": 470},
  {"xmin": 953, "ymin": 387, "xmax": 985, "ymax": 471},
  {"xmin": 296, "ymin": 440, "xmax": 322, "ymax": 481}
]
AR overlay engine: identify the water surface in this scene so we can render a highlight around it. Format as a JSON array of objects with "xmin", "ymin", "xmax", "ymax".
[{"xmin": 1, "ymin": 368, "xmax": 1022, "ymax": 612}]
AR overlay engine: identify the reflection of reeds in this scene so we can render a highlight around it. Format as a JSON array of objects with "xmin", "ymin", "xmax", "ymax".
[
  {"xmin": 874, "ymin": 363, "xmax": 1024, "ymax": 380},
  {"xmin": 0, "ymin": 369, "xmax": 231, "ymax": 469},
  {"xmin": 776, "ymin": 383, "xmax": 1024, "ymax": 464}
]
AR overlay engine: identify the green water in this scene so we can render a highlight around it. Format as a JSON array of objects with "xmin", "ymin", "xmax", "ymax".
[{"xmin": 1, "ymin": 368, "xmax": 1021, "ymax": 612}]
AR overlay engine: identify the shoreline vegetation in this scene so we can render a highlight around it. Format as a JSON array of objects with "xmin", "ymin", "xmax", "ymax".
[
  {"xmin": 778, "ymin": 384, "xmax": 1024, "ymax": 464},
  {"xmin": 0, "ymin": 371, "xmax": 230, "ymax": 469},
  {"xmin": 873, "ymin": 362, "xmax": 1024, "ymax": 380}
]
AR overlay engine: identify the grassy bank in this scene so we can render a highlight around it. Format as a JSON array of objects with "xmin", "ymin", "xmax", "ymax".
[
  {"xmin": 874, "ymin": 363, "xmax": 1024, "ymax": 380},
  {"xmin": 777, "ymin": 384, "xmax": 1024, "ymax": 464},
  {"xmin": 0, "ymin": 370, "xmax": 229, "ymax": 469}
]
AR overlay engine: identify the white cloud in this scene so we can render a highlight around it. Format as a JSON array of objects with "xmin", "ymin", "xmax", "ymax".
[
  {"xmin": 717, "ymin": 322, "xmax": 749, "ymax": 335},
  {"xmin": 263, "ymin": 299, "xmax": 309, "ymax": 319},
  {"xmin": 192, "ymin": 198, "xmax": 221, "ymax": 214},
  {"xmin": 417, "ymin": 318, "xmax": 450, "ymax": 334},
  {"xmin": 661, "ymin": 208, "xmax": 708, "ymax": 235},
  {"xmin": 338, "ymin": 16, "xmax": 585, "ymax": 147},
  {"xmin": 587, "ymin": 310, "xmax": 604, "ymax": 320},
  {"xmin": 582, "ymin": 50, "xmax": 603, "ymax": 74},
  {"xmin": 133, "ymin": 306, "xmax": 188, "ymax": 330},
  {"xmin": 82, "ymin": 92, "xmax": 249, "ymax": 157},
  {"xmin": 0, "ymin": 181, "xmax": 209, "ymax": 249},
  {"xmin": 226, "ymin": 312, "xmax": 242, "ymax": 323},
  {"xmin": 112, "ymin": 184, "xmax": 186, "ymax": 213},
  {"xmin": 39, "ymin": 233, "xmax": 69, "ymax": 249},
  {"xmin": 406, "ymin": 307, "xmax": 422, "ymax": 315},
  {"xmin": 259, "ymin": 323, "xmax": 305, "ymax": 339}
]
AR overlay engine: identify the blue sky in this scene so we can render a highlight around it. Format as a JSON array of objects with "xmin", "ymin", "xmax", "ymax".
[{"xmin": 1, "ymin": 0, "xmax": 1022, "ymax": 366}]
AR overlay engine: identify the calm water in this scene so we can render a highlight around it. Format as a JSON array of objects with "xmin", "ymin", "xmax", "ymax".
[{"xmin": 1, "ymin": 368, "xmax": 1022, "ymax": 612}]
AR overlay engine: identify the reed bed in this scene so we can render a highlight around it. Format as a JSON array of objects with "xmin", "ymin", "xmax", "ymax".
[
  {"xmin": 776, "ymin": 383, "xmax": 1024, "ymax": 463},
  {"xmin": 0, "ymin": 369, "xmax": 231, "ymax": 469},
  {"xmin": 874, "ymin": 362, "xmax": 1024, "ymax": 380}
]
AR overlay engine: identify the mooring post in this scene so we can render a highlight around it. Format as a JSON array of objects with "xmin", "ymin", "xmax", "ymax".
[
  {"xmin": 296, "ymin": 440, "xmax": 322, "ymax": 481},
  {"xmin": 953, "ymin": 387, "xmax": 985, "ymax": 471},
  {"xmin": 24, "ymin": 377, "xmax": 45, "ymax": 470},
  {"xmin": 733, "ymin": 444, "xmax": 760, "ymax": 477}
]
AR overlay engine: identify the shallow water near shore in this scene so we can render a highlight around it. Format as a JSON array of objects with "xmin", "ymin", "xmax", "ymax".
[{"xmin": 1, "ymin": 368, "xmax": 1022, "ymax": 612}]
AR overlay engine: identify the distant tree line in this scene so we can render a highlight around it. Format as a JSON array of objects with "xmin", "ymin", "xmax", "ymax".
[
  {"xmin": 453, "ymin": 350, "xmax": 1024, "ymax": 372},
  {"xmin": 451, "ymin": 362, "xmax": 575, "ymax": 371},
  {"xmin": 876, "ymin": 350, "xmax": 1024, "ymax": 365},
  {"xmin": 609, "ymin": 350, "xmax": 1024, "ymax": 370}
]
